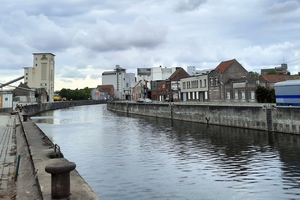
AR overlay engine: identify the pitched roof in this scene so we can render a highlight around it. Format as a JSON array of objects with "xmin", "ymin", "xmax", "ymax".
[
  {"xmin": 215, "ymin": 59, "xmax": 236, "ymax": 72},
  {"xmin": 168, "ymin": 67, "xmax": 190, "ymax": 81},
  {"xmin": 261, "ymin": 74, "xmax": 299, "ymax": 83}
]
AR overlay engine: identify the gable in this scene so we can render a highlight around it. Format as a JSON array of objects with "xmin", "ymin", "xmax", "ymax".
[
  {"xmin": 168, "ymin": 68, "xmax": 190, "ymax": 81},
  {"xmin": 215, "ymin": 59, "xmax": 247, "ymax": 74}
]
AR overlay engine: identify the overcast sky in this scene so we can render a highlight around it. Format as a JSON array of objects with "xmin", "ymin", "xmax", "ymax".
[{"xmin": 1, "ymin": 0, "xmax": 299, "ymax": 90}]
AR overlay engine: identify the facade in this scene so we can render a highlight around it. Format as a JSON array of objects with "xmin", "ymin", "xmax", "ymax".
[
  {"xmin": 0, "ymin": 91, "xmax": 13, "ymax": 109},
  {"xmin": 156, "ymin": 81, "xmax": 168, "ymax": 101},
  {"xmin": 181, "ymin": 74, "xmax": 209, "ymax": 102},
  {"xmin": 24, "ymin": 53, "xmax": 55, "ymax": 102},
  {"xmin": 132, "ymin": 80, "xmax": 148, "ymax": 100},
  {"xmin": 137, "ymin": 66, "xmax": 178, "ymax": 92},
  {"xmin": 224, "ymin": 77, "xmax": 258, "ymax": 103},
  {"xmin": 102, "ymin": 65, "xmax": 135, "ymax": 100},
  {"xmin": 97, "ymin": 85, "xmax": 115, "ymax": 100},
  {"xmin": 167, "ymin": 67, "xmax": 190, "ymax": 101},
  {"xmin": 13, "ymin": 82, "xmax": 36, "ymax": 103},
  {"xmin": 91, "ymin": 88, "xmax": 108, "ymax": 100},
  {"xmin": 208, "ymin": 59, "xmax": 248, "ymax": 102}
]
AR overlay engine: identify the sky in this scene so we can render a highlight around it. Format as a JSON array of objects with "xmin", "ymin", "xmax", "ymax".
[{"xmin": 0, "ymin": 0, "xmax": 300, "ymax": 91}]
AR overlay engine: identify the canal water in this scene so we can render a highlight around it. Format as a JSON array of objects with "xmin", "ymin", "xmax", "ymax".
[{"xmin": 30, "ymin": 104, "xmax": 300, "ymax": 200}]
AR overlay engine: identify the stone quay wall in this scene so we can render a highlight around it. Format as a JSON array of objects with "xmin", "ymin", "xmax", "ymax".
[
  {"xmin": 107, "ymin": 102, "xmax": 300, "ymax": 135},
  {"xmin": 22, "ymin": 100, "xmax": 106, "ymax": 116}
]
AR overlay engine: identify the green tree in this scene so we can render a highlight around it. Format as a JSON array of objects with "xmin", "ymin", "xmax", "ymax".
[
  {"xmin": 255, "ymin": 85, "xmax": 275, "ymax": 103},
  {"xmin": 249, "ymin": 71, "xmax": 260, "ymax": 77},
  {"xmin": 266, "ymin": 69, "xmax": 277, "ymax": 75},
  {"xmin": 58, "ymin": 87, "xmax": 92, "ymax": 100}
]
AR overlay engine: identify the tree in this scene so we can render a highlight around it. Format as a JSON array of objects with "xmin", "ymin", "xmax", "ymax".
[
  {"xmin": 249, "ymin": 71, "xmax": 259, "ymax": 77},
  {"xmin": 266, "ymin": 69, "xmax": 277, "ymax": 75},
  {"xmin": 255, "ymin": 85, "xmax": 275, "ymax": 103},
  {"xmin": 58, "ymin": 87, "xmax": 92, "ymax": 100}
]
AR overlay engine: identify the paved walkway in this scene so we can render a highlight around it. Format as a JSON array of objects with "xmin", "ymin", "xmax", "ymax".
[
  {"xmin": 0, "ymin": 114, "xmax": 17, "ymax": 199},
  {"xmin": 0, "ymin": 112, "xmax": 100, "ymax": 199}
]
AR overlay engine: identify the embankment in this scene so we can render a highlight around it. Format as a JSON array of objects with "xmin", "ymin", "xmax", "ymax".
[
  {"xmin": 16, "ymin": 113, "xmax": 100, "ymax": 199},
  {"xmin": 14, "ymin": 100, "xmax": 105, "ymax": 199},
  {"xmin": 23, "ymin": 100, "xmax": 106, "ymax": 116},
  {"xmin": 107, "ymin": 102, "xmax": 300, "ymax": 135}
]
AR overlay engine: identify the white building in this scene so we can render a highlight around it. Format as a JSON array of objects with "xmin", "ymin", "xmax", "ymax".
[
  {"xmin": 137, "ymin": 66, "xmax": 179, "ymax": 82},
  {"xmin": 102, "ymin": 65, "xmax": 135, "ymax": 100},
  {"xmin": 181, "ymin": 74, "xmax": 209, "ymax": 102},
  {"xmin": 24, "ymin": 53, "xmax": 55, "ymax": 102}
]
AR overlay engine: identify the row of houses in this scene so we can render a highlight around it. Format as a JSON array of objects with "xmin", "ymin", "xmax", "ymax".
[{"xmin": 97, "ymin": 58, "xmax": 299, "ymax": 103}]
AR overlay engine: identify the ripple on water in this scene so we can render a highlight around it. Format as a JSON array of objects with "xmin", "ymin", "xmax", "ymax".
[{"xmin": 32, "ymin": 104, "xmax": 300, "ymax": 200}]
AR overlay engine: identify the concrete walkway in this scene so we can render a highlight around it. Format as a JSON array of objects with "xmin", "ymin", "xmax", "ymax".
[
  {"xmin": 0, "ymin": 114, "xmax": 17, "ymax": 199},
  {"xmin": 0, "ymin": 112, "xmax": 100, "ymax": 200}
]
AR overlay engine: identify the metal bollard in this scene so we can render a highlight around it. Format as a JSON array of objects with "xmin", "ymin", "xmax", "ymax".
[{"xmin": 45, "ymin": 161, "xmax": 76, "ymax": 199}]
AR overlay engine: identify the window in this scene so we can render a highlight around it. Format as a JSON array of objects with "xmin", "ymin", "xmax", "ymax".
[
  {"xmin": 204, "ymin": 79, "xmax": 207, "ymax": 87},
  {"xmin": 210, "ymin": 78, "xmax": 213, "ymax": 86},
  {"xmin": 40, "ymin": 83, "xmax": 47, "ymax": 86},
  {"xmin": 162, "ymin": 84, "xmax": 165, "ymax": 88},
  {"xmin": 241, "ymin": 91, "xmax": 245, "ymax": 99},
  {"xmin": 215, "ymin": 78, "xmax": 218, "ymax": 86},
  {"xmin": 250, "ymin": 91, "xmax": 255, "ymax": 99},
  {"xmin": 235, "ymin": 92, "xmax": 238, "ymax": 99},
  {"xmin": 183, "ymin": 82, "xmax": 186, "ymax": 89},
  {"xmin": 227, "ymin": 92, "xmax": 230, "ymax": 99},
  {"xmin": 200, "ymin": 80, "xmax": 202, "ymax": 88}
]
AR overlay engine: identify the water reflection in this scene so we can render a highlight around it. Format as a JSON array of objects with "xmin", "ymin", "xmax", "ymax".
[{"xmin": 31, "ymin": 104, "xmax": 300, "ymax": 200}]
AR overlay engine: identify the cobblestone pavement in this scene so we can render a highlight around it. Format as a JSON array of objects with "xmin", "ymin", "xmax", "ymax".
[{"xmin": 0, "ymin": 114, "xmax": 17, "ymax": 199}]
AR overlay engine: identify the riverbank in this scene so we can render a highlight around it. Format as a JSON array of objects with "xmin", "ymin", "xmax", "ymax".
[
  {"xmin": 0, "ymin": 105, "xmax": 101, "ymax": 199},
  {"xmin": 107, "ymin": 101, "xmax": 300, "ymax": 134},
  {"xmin": 22, "ymin": 100, "xmax": 106, "ymax": 116},
  {"xmin": 17, "ymin": 113, "xmax": 100, "ymax": 199}
]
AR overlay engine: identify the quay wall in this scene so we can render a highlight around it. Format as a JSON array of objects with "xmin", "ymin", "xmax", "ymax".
[
  {"xmin": 22, "ymin": 100, "xmax": 106, "ymax": 116},
  {"xmin": 107, "ymin": 102, "xmax": 300, "ymax": 135},
  {"xmin": 13, "ymin": 101, "xmax": 105, "ymax": 199}
]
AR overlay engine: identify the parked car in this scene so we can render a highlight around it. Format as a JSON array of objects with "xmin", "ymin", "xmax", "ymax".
[
  {"xmin": 165, "ymin": 97, "xmax": 173, "ymax": 102},
  {"xmin": 137, "ymin": 98, "xmax": 144, "ymax": 103},
  {"xmin": 144, "ymin": 98, "xmax": 152, "ymax": 103}
]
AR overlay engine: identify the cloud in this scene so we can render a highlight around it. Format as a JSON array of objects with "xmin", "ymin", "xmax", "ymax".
[
  {"xmin": 90, "ymin": 74, "xmax": 102, "ymax": 80},
  {"xmin": 73, "ymin": 16, "xmax": 168, "ymax": 52},
  {"xmin": 174, "ymin": 0, "xmax": 207, "ymax": 12},
  {"xmin": 268, "ymin": 0, "xmax": 300, "ymax": 14},
  {"xmin": 59, "ymin": 67, "xmax": 87, "ymax": 79},
  {"xmin": 1, "ymin": 0, "xmax": 300, "ymax": 90}
]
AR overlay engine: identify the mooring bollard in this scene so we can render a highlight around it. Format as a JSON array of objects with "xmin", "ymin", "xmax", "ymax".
[
  {"xmin": 45, "ymin": 161, "xmax": 76, "ymax": 199},
  {"xmin": 22, "ymin": 114, "xmax": 28, "ymax": 122}
]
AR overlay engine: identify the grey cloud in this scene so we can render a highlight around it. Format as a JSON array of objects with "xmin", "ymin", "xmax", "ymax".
[
  {"xmin": 74, "ymin": 16, "xmax": 168, "ymax": 52},
  {"xmin": 0, "ymin": 0, "xmax": 110, "ymax": 18},
  {"xmin": 174, "ymin": 0, "xmax": 207, "ymax": 12},
  {"xmin": 268, "ymin": 0, "xmax": 300, "ymax": 14},
  {"xmin": 60, "ymin": 68, "xmax": 87, "ymax": 79},
  {"xmin": 2, "ymin": 11, "xmax": 71, "ymax": 53}
]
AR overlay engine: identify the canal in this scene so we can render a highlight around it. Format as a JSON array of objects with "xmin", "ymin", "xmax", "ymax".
[{"xmin": 31, "ymin": 104, "xmax": 300, "ymax": 200}]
